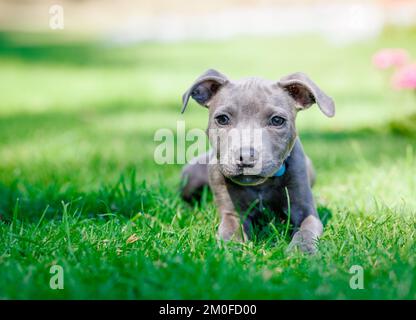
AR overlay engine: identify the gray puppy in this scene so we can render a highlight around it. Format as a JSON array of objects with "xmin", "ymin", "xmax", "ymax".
[{"xmin": 180, "ymin": 69, "xmax": 335, "ymax": 253}]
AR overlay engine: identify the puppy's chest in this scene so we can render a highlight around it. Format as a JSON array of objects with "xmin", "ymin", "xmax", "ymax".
[{"xmin": 227, "ymin": 179, "xmax": 286, "ymax": 216}]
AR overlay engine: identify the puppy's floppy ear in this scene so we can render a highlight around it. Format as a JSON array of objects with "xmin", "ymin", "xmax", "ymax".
[
  {"xmin": 278, "ymin": 72, "xmax": 335, "ymax": 117},
  {"xmin": 181, "ymin": 69, "xmax": 228, "ymax": 113}
]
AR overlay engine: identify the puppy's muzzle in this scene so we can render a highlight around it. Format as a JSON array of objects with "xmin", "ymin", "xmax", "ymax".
[{"xmin": 235, "ymin": 147, "xmax": 259, "ymax": 169}]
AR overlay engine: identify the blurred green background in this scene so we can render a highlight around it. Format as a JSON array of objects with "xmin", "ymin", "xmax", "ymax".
[{"xmin": 0, "ymin": 0, "xmax": 415, "ymax": 299}]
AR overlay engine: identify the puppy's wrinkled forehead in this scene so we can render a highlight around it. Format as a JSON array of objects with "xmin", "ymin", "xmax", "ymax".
[{"xmin": 210, "ymin": 77, "xmax": 292, "ymax": 115}]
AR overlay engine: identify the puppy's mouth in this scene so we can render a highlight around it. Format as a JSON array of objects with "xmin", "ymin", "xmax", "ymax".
[
  {"xmin": 219, "ymin": 161, "xmax": 283, "ymax": 186},
  {"xmin": 228, "ymin": 175, "xmax": 268, "ymax": 186}
]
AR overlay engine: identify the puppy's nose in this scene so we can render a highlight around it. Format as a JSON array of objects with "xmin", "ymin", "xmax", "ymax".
[{"xmin": 235, "ymin": 147, "xmax": 258, "ymax": 168}]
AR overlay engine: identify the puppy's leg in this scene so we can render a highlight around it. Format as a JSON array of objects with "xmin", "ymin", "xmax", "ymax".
[
  {"xmin": 286, "ymin": 186, "xmax": 323, "ymax": 254},
  {"xmin": 218, "ymin": 212, "xmax": 248, "ymax": 242},
  {"xmin": 283, "ymin": 144, "xmax": 323, "ymax": 253},
  {"xmin": 305, "ymin": 156, "xmax": 316, "ymax": 187},
  {"xmin": 209, "ymin": 166, "xmax": 248, "ymax": 242},
  {"xmin": 287, "ymin": 214, "xmax": 323, "ymax": 254}
]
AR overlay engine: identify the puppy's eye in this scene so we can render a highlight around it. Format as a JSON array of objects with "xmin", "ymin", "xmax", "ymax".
[
  {"xmin": 215, "ymin": 114, "xmax": 230, "ymax": 126},
  {"xmin": 270, "ymin": 116, "xmax": 286, "ymax": 127}
]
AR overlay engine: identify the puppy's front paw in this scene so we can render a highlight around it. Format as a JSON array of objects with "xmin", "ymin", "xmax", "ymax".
[
  {"xmin": 217, "ymin": 228, "xmax": 248, "ymax": 242},
  {"xmin": 218, "ymin": 214, "xmax": 248, "ymax": 242},
  {"xmin": 287, "ymin": 230, "xmax": 319, "ymax": 254}
]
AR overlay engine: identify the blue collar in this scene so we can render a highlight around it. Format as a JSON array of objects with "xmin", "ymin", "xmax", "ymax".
[{"xmin": 273, "ymin": 162, "xmax": 286, "ymax": 177}]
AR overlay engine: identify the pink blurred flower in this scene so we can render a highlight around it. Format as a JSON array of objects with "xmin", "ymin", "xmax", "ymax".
[
  {"xmin": 392, "ymin": 63, "xmax": 416, "ymax": 90},
  {"xmin": 372, "ymin": 48, "xmax": 410, "ymax": 70}
]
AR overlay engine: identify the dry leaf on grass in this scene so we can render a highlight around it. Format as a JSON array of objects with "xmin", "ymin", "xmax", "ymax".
[{"xmin": 126, "ymin": 233, "xmax": 139, "ymax": 244}]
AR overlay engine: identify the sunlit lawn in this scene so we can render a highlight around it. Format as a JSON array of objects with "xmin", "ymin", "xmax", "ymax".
[{"xmin": 0, "ymin": 29, "xmax": 415, "ymax": 299}]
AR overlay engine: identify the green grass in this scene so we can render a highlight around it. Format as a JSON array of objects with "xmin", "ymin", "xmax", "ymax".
[{"xmin": 0, "ymin": 28, "xmax": 416, "ymax": 299}]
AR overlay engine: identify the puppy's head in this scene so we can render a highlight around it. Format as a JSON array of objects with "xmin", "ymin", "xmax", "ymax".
[{"xmin": 182, "ymin": 69, "xmax": 335, "ymax": 186}]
